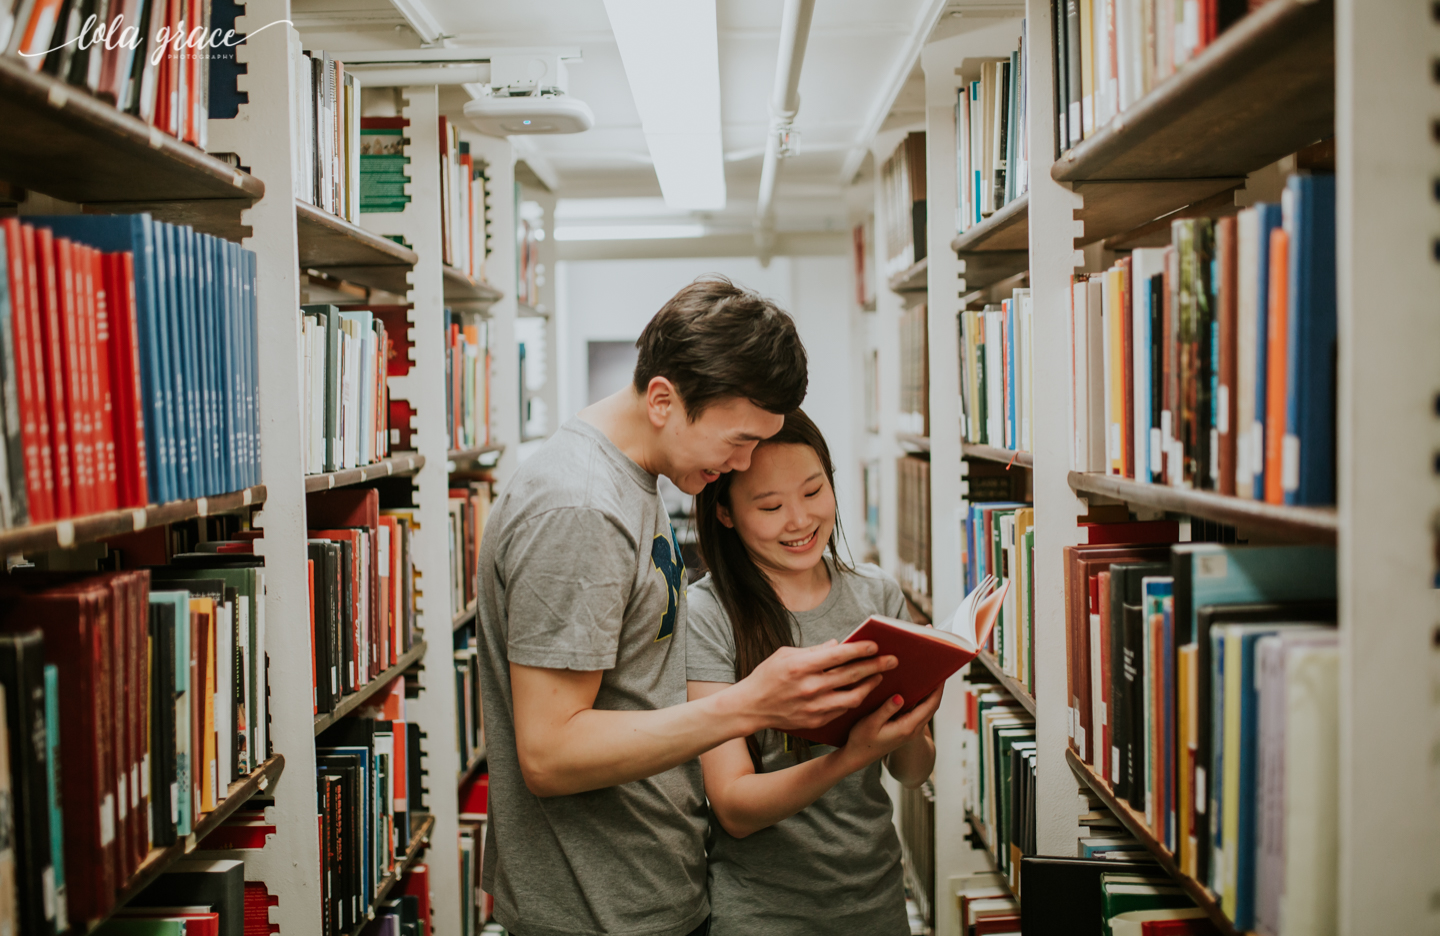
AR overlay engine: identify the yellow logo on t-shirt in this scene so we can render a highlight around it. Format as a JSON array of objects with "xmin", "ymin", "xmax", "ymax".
[{"xmin": 650, "ymin": 526, "xmax": 684, "ymax": 642}]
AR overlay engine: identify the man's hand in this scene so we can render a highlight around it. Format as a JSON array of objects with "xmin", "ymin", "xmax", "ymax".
[{"xmin": 728, "ymin": 639, "xmax": 897, "ymax": 735}]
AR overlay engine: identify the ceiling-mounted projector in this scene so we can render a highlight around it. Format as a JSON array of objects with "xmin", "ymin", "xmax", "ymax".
[
  {"xmin": 464, "ymin": 52, "xmax": 594, "ymax": 136},
  {"xmin": 465, "ymin": 92, "xmax": 594, "ymax": 135}
]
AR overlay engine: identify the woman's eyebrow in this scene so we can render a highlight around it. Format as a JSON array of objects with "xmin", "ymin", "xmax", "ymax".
[{"xmin": 748, "ymin": 472, "xmax": 824, "ymax": 500}]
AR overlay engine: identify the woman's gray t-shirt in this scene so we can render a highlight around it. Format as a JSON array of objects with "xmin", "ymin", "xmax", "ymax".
[{"xmin": 686, "ymin": 558, "xmax": 912, "ymax": 936}]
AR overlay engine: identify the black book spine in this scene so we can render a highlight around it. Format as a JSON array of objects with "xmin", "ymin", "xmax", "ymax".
[
  {"xmin": 1053, "ymin": 0, "xmax": 1068, "ymax": 158},
  {"xmin": 1108, "ymin": 569, "xmax": 1129, "ymax": 803},
  {"xmin": 338, "ymin": 541, "xmax": 354, "ymax": 696},
  {"xmin": 1, "ymin": 632, "xmax": 55, "ymax": 935},
  {"xmin": 308, "ymin": 544, "xmax": 331, "ymax": 714},
  {"xmin": 1121, "ymin": 588, "xmax": 1147, "ymax": 814},
  {"xmin": 1196, "ymin": 220, "xmax": 1216, "ymax": 491},
  {"xmin": 1065, "ymin": 0, "xmax": 1082, "ymax": 149},
  {"xmin": 150, "ymin": 603, "xmax": 178, "ymax": 847}
]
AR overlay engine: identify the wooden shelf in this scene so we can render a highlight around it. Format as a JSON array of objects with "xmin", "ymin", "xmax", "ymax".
[
  {"xmin": 888, "ymin": 256, "xmax": 928, "ymax": 293},
  {"xmin": 970, "ymin": 650, "xmax": 1036, "ymax": 719},
  {"xmin": 0, "ymin": 485, "xmax": 265, "ymax": 556},
  {"xmin": 89, "ymin": 755, "xmax": 286, "ymax": 933},
  {"xmin": 448, "ymin": 444, "xmax": 504, "ymax": 469},
  {"xmin": 296, "ymin": 200, "xmax": 418, "ymax": 295},
  {"xmin": 1053, "ymin": 0, "xmax": 1332, "ymax": 229},
  {"xmin": 899, "ymin": 582, "xmax": 933, "ymax": 623},
  {"xmin": 347, "ymin": 813, "xmax": 435, "ymax": 936},
  {"xmin": 1066, "ymin": 749, "xmax": 1251, "ymax": 936},
  {"xmin": 314, "ymin": 641, "xmax": 428, "ymax": 735},
  {"xmin": 952, "ymin": 195, "xmax": 1030, "ymax": 291},
  {"xmin": 305, "ymin": 455, "xmax": 424, "ymax": 493},
  {"xmin": 458, "ymin": 749, "xmax": 486, "ymax": 788},
  {"xmin": 0, "ymin": 58, "xmax": 263, "ymax": 241},
  {"xmin": 897, "ymin": 433, "xmax": 931, "ymax": 453},
  {"xmin": 962, "ymin": 443, "xmax": 1033, "ymax": 469},
  {"xmin": 452, "ymin": 600, "xmax": 477, "ymax": 631},
  {"xmin": 1068, "ymin": 471, "xmax": 1337, "ymax": 542},
  {"xmin": 442, "ymin": 265, "xmax": 503, "ymax": 305}
]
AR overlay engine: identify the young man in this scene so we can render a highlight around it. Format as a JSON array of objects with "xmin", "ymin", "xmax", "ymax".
[{"xmin": 475, "ymin": 277, "xmax": 896, "ymax": 936}]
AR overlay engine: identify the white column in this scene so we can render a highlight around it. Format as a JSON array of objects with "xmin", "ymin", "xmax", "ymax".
[
  {"xmin": 206, "ymin": 16, "xmax": 325, "ymax": 934},
  {"xmin": 359, "ymin": 84, "xmax": 462, "ymax": 936},
  {"xmin": 1023, "ymin": 0, "xmax": 1086, "ymax": 860},
  {"xmin": 1334, "ymin": 2, "xmax": 1440, "ymax": 932}
]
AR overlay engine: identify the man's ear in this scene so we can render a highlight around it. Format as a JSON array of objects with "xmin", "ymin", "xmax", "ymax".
[
  {"xmin": 716, "ymin": 502, "xmax": 735, "ymax": 529},
  {"xmin": 644, "ymin": 376, "xmax": 680, "ymax": 429}
]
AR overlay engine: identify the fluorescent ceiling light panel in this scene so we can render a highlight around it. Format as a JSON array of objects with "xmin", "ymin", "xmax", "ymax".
[
  {"xmin": 554, "ymin": 224, "xmax": 707, "ymax": 242},
  {"xmin": 555, "ymin": 197, "xmax": 690, "ymax": 220},
  {"xmin": 601, "ymin": 0, "xmax": 726, "ymax": 210}
]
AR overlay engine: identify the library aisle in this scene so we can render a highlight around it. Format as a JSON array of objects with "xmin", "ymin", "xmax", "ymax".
[{"xmin": 0, "ymin": 0, "xmax": 1430, "ymax": 935}]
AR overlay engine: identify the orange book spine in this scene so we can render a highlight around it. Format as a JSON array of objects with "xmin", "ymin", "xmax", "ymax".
[{"xmin": 1263, "ymin": 229, "xmax": 1289, "ymax": 505}]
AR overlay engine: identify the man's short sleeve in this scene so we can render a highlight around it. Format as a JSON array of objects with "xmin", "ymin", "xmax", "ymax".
[
  {"xmin": 685, "ymin": 581, "xmax": 739, "ymax": 684},
  {"xmin": 502, "ymin": 506, "xmax": 636, "ymax": 671}
]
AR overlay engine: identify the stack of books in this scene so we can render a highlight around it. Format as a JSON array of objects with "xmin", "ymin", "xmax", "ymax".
[
  {"xmin": 448, "ymin": 482, "xmax": 490, "ymax": 616},
  {"xmin": 458, "ymin": 774, "xmax": 492, "ymax": 933},
  {"xmin": 295, "ymin": 51, "xmax": 360, "ymax": 222},
  {"xmin": 961, "ymin": 684, "xmax": 1033, "ymax": 896},
  {"xmin": 898, "ymin": 303, "xmax": 929, "ymax": 436},
  {"xmin": 1071, "ymin": 176, "xmax": 1337, "ymax": 506},
  {"xmin": 446, "ymin": 314, "xmax": 493, "ymax": 452},
  {"xmin": 962, "ymin": 502, "xmax": 1035, "ymax": 695},
  {"xmin": 360, "ymin": 118, "xmax": 412, "ymax": 215},
  {"xmin": 300, "ymin": 304, "xmax": 394, "ymax": 476},
  {"xmin": 956, "ymin": 24, "xmax": 1029, "ymax": 233},
  {"xmin": 879, "ymin": 132, "xmax": 927, "ymax": 279},
  {"xmin": 959, "ymin": 288, "xmax": 1034, "ymax": 453},
  {"xmin": 895, "ymin": 455, "xmax": 931, "ymax": 606}
]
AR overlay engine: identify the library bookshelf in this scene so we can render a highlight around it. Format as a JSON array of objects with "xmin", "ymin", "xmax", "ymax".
[
  {"xmin": 869, "ymin": 0, "xmax": 1435, "ymax": 933},
  {"xmin": 0, "ymin": 7, "xmax": 520, "ymax": 930}
]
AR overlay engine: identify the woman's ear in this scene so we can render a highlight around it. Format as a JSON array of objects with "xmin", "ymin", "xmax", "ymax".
[{"xmin": 716, "ymin": 502, "xmax": 735, "ymax": 529}]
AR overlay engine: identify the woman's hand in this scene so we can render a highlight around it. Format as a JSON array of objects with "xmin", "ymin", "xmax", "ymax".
[{"xmin": 837, "ymin": 685, "xmax": 943, "ymax": 775}]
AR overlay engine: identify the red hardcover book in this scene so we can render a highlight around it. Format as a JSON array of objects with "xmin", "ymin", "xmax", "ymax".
[
  {"xmin": 1, "ymin": 220, "xmax": 50, "ymax": 521},
  {"xmin": 35, "ymin": 230, "xmax": 75, "ymax": 518},
  {"xmin": 1079, "ymin": 520, "xmax": 1181, "ymax": 546},
  {"xmin": 308, "ymin": 557, "xmax": 317, "ymax": 714},
  {"xmin": 243, "ymin": 881, "xmax": 279, "ymax": 936},
  {"xmin": 57, "ymin": 239, "xmax": 96, "ymax": 516},
  {"xmin": 789, "ymin": 581, "xmax": 1008, "ymax": 748},
  {"xmin": 88, "ymin": 246, "xmax": 118, "ymax": 510},
  {"xmin": 112, "ymin": 252, "xmax": 149, "ymax": 506},
  {"xmin": 1143, "ymin": 917, "xmax": 1220, "ymax": 935}
]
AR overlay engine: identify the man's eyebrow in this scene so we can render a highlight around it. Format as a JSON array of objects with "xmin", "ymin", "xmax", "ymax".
[
  {"xmin": 729, "ymin": 432, "xmax": 766, "ymax": 442},
  {"xmin": 749, "ymin": 472, "xmax": 824, "ymax": 500}
]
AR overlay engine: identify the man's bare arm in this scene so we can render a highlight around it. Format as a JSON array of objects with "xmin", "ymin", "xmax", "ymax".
[{"xmin": 511, "ymin": 640, "xmax": 896, "ymax": 797}]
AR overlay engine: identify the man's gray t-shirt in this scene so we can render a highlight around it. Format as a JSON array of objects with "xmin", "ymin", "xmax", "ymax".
[
  {"xmin": 687, "ymin": 559, "xmax": 911, "ymax": 936},
  {"xmin": 477, "ymin": 417, "xmax": 706, "ymax": 936}
]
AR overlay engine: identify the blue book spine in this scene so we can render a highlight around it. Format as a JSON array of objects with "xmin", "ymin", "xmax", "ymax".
[
  {"xmin": 43, "ymin": 664, "xmax": 65, "ymax": 929},
  {"xmin": 1250, "ymin": 204, "xmax": 1283, "ymax": 500},
  {"xmin": 1282, "ymin": 175, "xmax": 1337, "ymax": 506},
  {"xmin": 159, "ymin": 225, "xmax": 192, "ymax": 501},
  {"xmin": 1234, "ymin": 629, "xmax": 1275, "ymax": 929},
  {"xmin": 246, "ymin": 250, "xmax": 260, "ymax": 486}
]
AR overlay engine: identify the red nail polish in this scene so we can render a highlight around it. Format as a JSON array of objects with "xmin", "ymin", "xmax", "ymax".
[{"xmin": 892, "ymin": 695, "xmax": 904, "ymax": 705}]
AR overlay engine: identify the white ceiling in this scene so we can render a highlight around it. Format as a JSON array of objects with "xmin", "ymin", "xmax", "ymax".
[{"xmin": 292, "ymin": 0, "xmax": 952, "ymax": 248}]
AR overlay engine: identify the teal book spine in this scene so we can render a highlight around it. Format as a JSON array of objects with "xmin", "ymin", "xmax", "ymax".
[{"xmin": 43, "ymin": 664, "xmax": 66, "ymax": 931}]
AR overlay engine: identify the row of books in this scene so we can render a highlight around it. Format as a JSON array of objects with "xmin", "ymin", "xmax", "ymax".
[
  {"xmin": 294, "ymin": 50, "xmax": 361, "ymax": 223},
  {"xmin": 516, "ymin": 216, "xmax": 540, "ymax": 308},
  {"xmin": 962, "ymin": 501, "xmax": 1036, "ymax": 696},
  {"xmin": 458, "ymin": 774, "xmax": 492, "ymax": 934},
  {"xmin": 0, "ymin": 562, "xmax": 269, "ymax": 932},
  {"xmin": 961, "ymin": 683, "xmax": 1035, "ymax": 897},
  {"xmin": 880, "ymin": 132, "xmax": 927, "ymax": 279},
  {"xmin": 315, "ymin": 686, "xmax": 426, "ymax": 936},
  {"xmin": 90, "ymin": 858, "xmax": 276, "ymax": 935},
  {"xmin": 1065, "ymin": 538, "xmax": 1338, "ymax": 935},
  {"xmin": 306, "ymin": 488, "xmax": 419, "ymax": 716},
  {"xmin": 956, "ymin": 25, "xmax": 1029, "ymax": 234},
  {"xmin": 1050, "ymin": 0, "xmax": 1261, "ymax": 152},
  {"xmin": 955, "ymin": 872, "xmax": 1020, "ymax": 935},
  {"xmin": 2, "ymin": 0, "xmax": 223, "ymax": 147},
  {"xmin": 357, "ymin": 865, "xmax": 432, "ymax": 936},
  {"xmin": 446, "ymin": 316, "xmax": 493, "ymax": 453},
  {"xmin": 301, "ymin": 304, "xmax": 394, "ymax": 475},
  {"xmin": 0, "ymin": 214, "xmax": 259, "ymax": 525},
  {"xmin": 448, "ymin": 482, "xmax": 490, "ymax": 615},
  {"xmin": 1071, "ymin": 176, "xmax": 1337, "ymax": 504},
  {"xmin": 440, "ymin": 118, "xmax": 482, "ymax": 279},
  {"xmin": 959, "ymin": 289, "xmax": 1034, "ymax": 453},
  {"xmin": 851, "ymin": 215, "xmax": 877, "ymax": 310},
  {"xmin": 453, "ymin": 632, "xmax": 483, "ymax": 773},
  {"xmin": 897, "ymin": 303, "xmax": 929, "ymax": 436},
  {"xmin": 895, "ymin": 455, "xmax": 931, "ymax": 604}
]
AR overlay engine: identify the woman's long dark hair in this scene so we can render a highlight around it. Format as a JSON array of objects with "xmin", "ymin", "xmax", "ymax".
[{"xmin": 695, "ymin": 408, "xmax": 852, "ymax": 770}]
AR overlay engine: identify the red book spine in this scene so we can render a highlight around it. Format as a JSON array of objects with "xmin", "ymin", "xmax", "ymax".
[
  {"xmin": 111, "ymin": 252, "xmax": 148, "ymax": 506},
  {"xmin": 36, "ymin": 230, "xmax": 74, "ymax": 518},
  {"xmin": 61, "ymin": 241, "xmax": 95, "ymax": 515},
  {"xmin": 309, "ymin": 557, "xmax": 317, "ymax": 715},
  {"xmin": 2, "ymin": 220, "xmax": 50, "ymax": 521},
  {"xmin": 85, "ymin": 245, "xmax": 118, "ymax": 511}
]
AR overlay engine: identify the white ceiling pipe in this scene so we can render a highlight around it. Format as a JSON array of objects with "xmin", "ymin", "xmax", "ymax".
[
  {"xmin": 345, "ymin": 64, "xmax": 489, "ymax": 86},
  {"xmin": 755, "ymin": 0, "xmax": 817, "ymax": 232}
]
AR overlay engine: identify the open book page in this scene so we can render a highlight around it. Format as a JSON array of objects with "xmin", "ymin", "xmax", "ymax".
[{"xmin": 935, "ymin": 575, "xmax": 1009, "ymax": 652}]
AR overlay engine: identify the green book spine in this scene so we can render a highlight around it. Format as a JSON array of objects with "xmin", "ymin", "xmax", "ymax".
[{"xmin": 43, "ymin": 664, "xmax": 66, "ymax": 931}]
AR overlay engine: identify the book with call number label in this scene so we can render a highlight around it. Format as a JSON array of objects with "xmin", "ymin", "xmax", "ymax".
[{"xmin": 789, "ymin": 576, "xmax": 1009, "ymax": 747}]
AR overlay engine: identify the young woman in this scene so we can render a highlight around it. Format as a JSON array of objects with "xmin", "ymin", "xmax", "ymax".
[{"xmin": 687, "ymin": 409, "xmax": 941, "ymax": 936}]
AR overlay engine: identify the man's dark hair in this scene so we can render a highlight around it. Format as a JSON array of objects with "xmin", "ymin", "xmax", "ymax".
[{"xmin": 633, "ymin": 276, "xmax": 808, "ymax": 419}]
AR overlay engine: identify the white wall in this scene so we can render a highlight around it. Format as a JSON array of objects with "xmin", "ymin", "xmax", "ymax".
[{"xmin": 556, "ymin": 255, "xmax": 864, "ymax": 558}]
